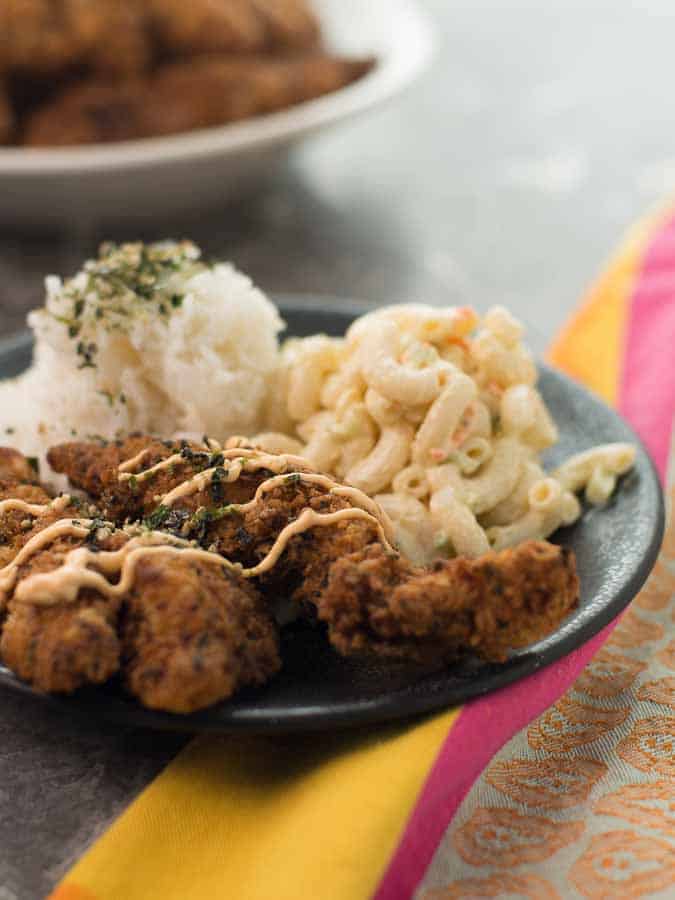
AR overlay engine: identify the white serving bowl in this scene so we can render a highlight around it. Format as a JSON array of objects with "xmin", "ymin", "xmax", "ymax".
[{"xmin": 0, "ymin": 0, "xmax": 435, "ymax": 227}]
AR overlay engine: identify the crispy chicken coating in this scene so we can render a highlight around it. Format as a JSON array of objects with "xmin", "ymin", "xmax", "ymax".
[
  {"xmin": 192, "ymin": 480, "xmax": 383, "ymax": 606},
  {"xmin": 0, "ymin": 480, "xmax": 55, "ymax": 569},
  {"xmin": 47, "ymin": 435, "xmax": 304, "ymax": 522},
  {"xmin": 0, "ymin": 0, "xmax": 150, "ymax": 76},
  {"xmin": 0, "ymin": 529, "xmax": 127, "ymax": 693},
  {"xmin": 317, "ymin": 541, "xmax": 579, "ymax": 664},
  {"xmin": 1, "ymin": 441, "xmax": 281, "ymax": 709},
  {"xmin": 149, "ymin": 0, "xmax": 321, "ymax": 56},
  {"xmin": 48, "ymin": 436, "xmax": 382, "ymax": 605},
  {"xmin": 48, "ymin": 435, "xmax": 180, "ymax": 521},
  {"xmin": 121, "ymin": 552, "xmax": 280, "ymax": 713},
  {"xmin": 0, "ymin": 447, "xmax": 84, "ymax": 570},
  {"xmin": 0, "ymin": 516, "xmax": 280, "ymax": 709},
  {"xmin": 24, "ymin": 54, "xmax": 373, "ymax": 146},
  {"xmin": 39, "ymin": 435, "xmax": 582, "ymax": 708}
]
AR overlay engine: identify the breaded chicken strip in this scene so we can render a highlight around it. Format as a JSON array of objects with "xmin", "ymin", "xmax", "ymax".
[
  {"xmin": 0, "ymin": 0, "xmax": 319, "ymax": 79},
  {"xmin": 0, "ymin": 528, "xmax": 126, "ymax": 692},
  {"xmin": 24, "ymin": 54, "xmax": 373, "ymax": 146},
  {"xmin": 48, "ymin": 437, "xmax": 580, "ymax": 669},
  {"xmin": 0, "ymin": 480, "xmax": 55, "ymax": 569},
  {"xmin": 317, "ymin": 541, "xmax": 579, "ymax": 664},
  {"xmin": 187, "ymin": 478, "xmax": 383, "ymax": 606},
  {"xmin": 0, "ymin": 447, "xmax": 82, "ymax": 570},
  {"xmin": 48, "ymin": 435, "xmax": 179, "ymax": 521},
  {"xmin": 47, "ymin": 435, "xmax": 307, "ymax": 522},
  {"xmin": 149, "ymin": 0, "xmax": 320, "ymax": 56},
  {"xmin": 141, "ymin": 55, "xmax": 372, "ymax": 138},
  {"xmin": 0, "ymin": 0, "xmax": 150, "ymax": 76},
  {"xmin": 122, "ymin": 552, "xmax": 280, "ymax": 713},
  {"xmin": 0, "ymin": 512, "xmax": 280, "ymax": 709}
]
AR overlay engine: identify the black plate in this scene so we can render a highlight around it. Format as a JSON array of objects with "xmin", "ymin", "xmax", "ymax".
[{"xmin": 0, "ymin": 300, "xmax": 665, "ymax": 733}]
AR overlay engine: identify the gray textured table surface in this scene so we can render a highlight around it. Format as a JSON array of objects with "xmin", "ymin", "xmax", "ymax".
[{"xmin": 1, "ymin": 1, "xmax": 674, "ymax": 896}]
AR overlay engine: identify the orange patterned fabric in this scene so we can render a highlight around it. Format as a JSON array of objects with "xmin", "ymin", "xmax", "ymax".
[{"xmin": 417, "ymin": 478, "xmax": 675, "ymax": 899}]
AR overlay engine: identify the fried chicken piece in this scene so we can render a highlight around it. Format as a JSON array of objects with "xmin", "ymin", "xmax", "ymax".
[
  {"xmin": 0, "ymin": 0, "xmax": 150, "ymax": 76},
  {"xmin": 149, "ymin": 0, "xmax": 320, "ymax": 56},
  {"xmin": 250, "ymin": 0, "xmax": 322, "ymax": 52},
  {"xmin": 122, "ymin": 552, "xmax": 280, "ymax": 713},
  {"xmin": 48, "ymin": 436, "xmax": 578, "ymax": 668},
  {"xmin": 24, "ymin": 53, "xmax": 374, "ymax": 146},
  {"xmin": 47, "ymin": 435, "xmax": 299, "ymax": 522},
  {"xmin": 193, "ymin": 479, "xmax": 383, "ymax": 605},
  {"xmin": 0, "ymin": 528, "xmax": 127, "ymax": 693},
  {"xmin": 49, "ymin": 436, "xmax": 382, "ymax": 604},
  {"xmin": 48, "ymin": 435, "xmax": 174, "ymax": 521},
  {"xmin": 0, "ymin": 510, "xmax": 280, "ymax": 709},
  {"xmin": 0, "ymin": 0, "xmax": 319, "ymax": 80},
  {"xmin": 317, "ymin": 541, "xmax": 580, "ymax": 664},
  {"xmin": 0, "ymin": 480, "xmax": 54, "ymax": 569},
  {"xmin": 0, "ymin": 447, "xmax": 80, "ymax": 570}
]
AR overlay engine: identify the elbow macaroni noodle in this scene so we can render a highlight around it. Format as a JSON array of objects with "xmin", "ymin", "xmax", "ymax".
[{"xmin": 270, "ymin": 304, "xmax": 637, "ymax": 562}]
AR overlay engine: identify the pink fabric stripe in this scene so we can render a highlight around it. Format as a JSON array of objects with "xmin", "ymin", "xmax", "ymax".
[
  {"xmin": 375, "ymin": 211, "xmax": 675, "ymax": 900},
  {"xmin": 619, "ymin": 212, "xmax": 675, "ymax": 480},
  {"xmin": 373, "ymin": 624, "xmax": 614, "ymax": 900}
]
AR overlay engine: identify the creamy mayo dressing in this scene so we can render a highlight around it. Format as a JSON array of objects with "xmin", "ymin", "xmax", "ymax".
[
  {"xmin": 0, "ymin": 494, "xmax": 71, "ymax": 518},
  {"xmin": 117, "ymin": 445, "xmax": 309, "ymax": 486},
  {"xmin": 13, "ymin": 532, "xmax": 237, "ymax": 607}
]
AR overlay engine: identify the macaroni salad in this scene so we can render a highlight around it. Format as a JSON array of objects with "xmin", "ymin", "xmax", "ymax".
[{"xmin": 256, "ymin": 304, "xmax": 635, "ymax": 564}]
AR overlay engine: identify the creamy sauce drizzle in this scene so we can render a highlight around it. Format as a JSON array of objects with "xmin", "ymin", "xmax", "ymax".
[
  {"xmin": 0, "ymin": 518, "xmax": 236, "ymax": 607},
  {"xmin": 9, "ymin": 525, "xmax": 236, "ymax": 607},
  {"xmin": 117, "ymin": 445, "xmax": 307, "ymax": 486},
  {"xmin": 117, "ymin": 448, "xmax": 154, "ymax": 476},
  {"xmin": 117, "ymin": 439, "xmax": 223, "ymax": 478},
  {"xmin": 0, "ymin": 445, "xmax": 397, "ymax": 609},
  {"xmin": 0, "ymin": 494, "xmax": 71, "ymax": 518},
  {"xmin": 0, "ymin": 518, "xmax": 91, "ymax": 601}
]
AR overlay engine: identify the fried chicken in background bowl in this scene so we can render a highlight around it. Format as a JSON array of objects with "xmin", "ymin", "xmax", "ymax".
[
  {"xmin": 1, "ymin": 0, "xmax": 371, "ymax": 147},
  {"xmin": 24, "ymin": 54, "xmax": 373, "ymax": 147},
  {"xmin": 0, "ymin": 0, "xmax": 435, "ymax": 226}
]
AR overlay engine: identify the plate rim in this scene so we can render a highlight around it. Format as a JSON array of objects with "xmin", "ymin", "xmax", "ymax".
[{"xmin": 0, "ymin": 302, "xmax": 665, "ymax": 733}]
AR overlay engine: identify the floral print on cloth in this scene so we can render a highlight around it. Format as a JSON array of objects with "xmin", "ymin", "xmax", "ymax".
[{"xmin": 417, "ymin": 471, "xmax": 674, "ymax": 900}]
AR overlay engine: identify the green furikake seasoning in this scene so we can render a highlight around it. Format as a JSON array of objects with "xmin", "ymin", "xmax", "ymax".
[
  {"xmin": 143, "ymin": 505, "xmax": 171, "ymax": 530},
  {"xmin": 48, "ymin": 241, "xmax": 204, "ymax": 367}
]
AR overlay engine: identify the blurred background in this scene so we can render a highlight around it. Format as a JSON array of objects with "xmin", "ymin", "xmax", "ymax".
[{"xmin": 2, "ymin": 0, "xmax": 675, "ymax": 350}]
